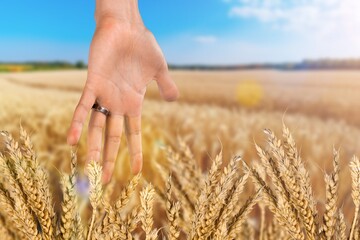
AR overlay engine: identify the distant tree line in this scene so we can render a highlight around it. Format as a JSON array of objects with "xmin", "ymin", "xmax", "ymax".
[
  {"xmin": 2, "ymin": 59, "xmax": 360, "ymax": 72},
  {"xmin": 169, "ymin": 58, "xmax": 360, "ymax": 71}
]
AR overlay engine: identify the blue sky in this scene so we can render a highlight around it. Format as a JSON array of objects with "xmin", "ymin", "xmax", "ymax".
[{"xmin": 1, "ymin": 0, "xmax": 360, "ymax": 64}]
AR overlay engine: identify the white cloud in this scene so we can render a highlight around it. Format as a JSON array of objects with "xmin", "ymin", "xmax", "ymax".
[
  {"xmin": 157, "ymin": 0, "xmax": 360, "ymax": 64},
  {"xmin": 194, "ymin": 36, "xmax": 218, "ymax": 44},
  {"xmin": 228, "ymin": 0, "xmax": 360, "ymax": 41}
]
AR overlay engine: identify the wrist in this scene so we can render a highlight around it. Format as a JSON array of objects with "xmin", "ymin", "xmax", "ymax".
[{"xmin": 95, "ymin": 0, "xmax": 143, "ymax": 26}]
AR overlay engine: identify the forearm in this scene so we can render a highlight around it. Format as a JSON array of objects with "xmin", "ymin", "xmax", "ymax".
[{"xmin": 95, "ymin": 0, "xmax": 143, "ymax": 25}]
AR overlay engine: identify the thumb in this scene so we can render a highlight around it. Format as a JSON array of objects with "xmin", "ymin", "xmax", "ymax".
[{"xmin": 155, "ymin": 66, "xmax": 179, "ymax": 101}]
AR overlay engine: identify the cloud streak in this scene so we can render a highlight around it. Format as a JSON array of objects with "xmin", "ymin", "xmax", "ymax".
[{"xmin": 194, "ymin": 36, "xmax": 218, "ymax": 44}]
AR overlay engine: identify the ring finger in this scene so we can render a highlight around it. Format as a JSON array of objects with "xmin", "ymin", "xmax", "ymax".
[{"xmin": 102, "ymin": 114, "xmax": 124, "ymax": 183}]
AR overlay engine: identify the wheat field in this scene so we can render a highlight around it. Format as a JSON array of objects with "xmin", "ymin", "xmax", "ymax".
[{"xmin": 1, "ymin": 70, "xmax": 360, "ymax": 239}]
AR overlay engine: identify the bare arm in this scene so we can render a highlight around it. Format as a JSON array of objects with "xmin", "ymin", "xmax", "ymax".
[{"xmin": 67, "ymin": 0, "xmax": 179, "ymax": 183}]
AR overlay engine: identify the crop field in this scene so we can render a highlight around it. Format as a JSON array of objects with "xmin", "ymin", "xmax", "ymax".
[{"xmin": 1, "ymin": 70, "xmax": 360, "ymax": 239}]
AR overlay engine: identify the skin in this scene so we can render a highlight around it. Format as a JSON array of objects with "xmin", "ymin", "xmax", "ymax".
[{"xmin": 67, "ymin": 0, "xmax": 179, "ymax": 183}]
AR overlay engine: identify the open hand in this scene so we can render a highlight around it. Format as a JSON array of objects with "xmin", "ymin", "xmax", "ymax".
[{"xmin": 67, "ymin": 18, "xmax": 179, "ymax": 183}]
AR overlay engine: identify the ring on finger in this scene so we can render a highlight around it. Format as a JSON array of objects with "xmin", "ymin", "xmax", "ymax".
[{"xmin": 92, "ymin": 102, "xmax": 110, "ymax": 116}]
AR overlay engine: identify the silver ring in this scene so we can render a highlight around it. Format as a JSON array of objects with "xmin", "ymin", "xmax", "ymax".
[{"xmin": 92, "ymin": 102, "xmax": 110, "ymax": 116}]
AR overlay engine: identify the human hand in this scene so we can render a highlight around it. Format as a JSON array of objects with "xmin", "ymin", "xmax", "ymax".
[{"xmin": 67, "ymin": 11, "xmax": 179, "ymax": 183}]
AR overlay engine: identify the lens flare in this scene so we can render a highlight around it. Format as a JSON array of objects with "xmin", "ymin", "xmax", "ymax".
[{"xmin": 236, "ymin": 80, "xmax": 263, "ymax": 107}]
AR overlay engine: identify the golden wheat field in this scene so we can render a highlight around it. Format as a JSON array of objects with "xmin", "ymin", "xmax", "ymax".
[{"xmin": 1, "ymin": 70, "xmax": 360, "ymax": 239}]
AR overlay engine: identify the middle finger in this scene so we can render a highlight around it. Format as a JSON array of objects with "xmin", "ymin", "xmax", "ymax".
[{"xmin": 87, "ymin": 108, "xmax": 107, "ymax": 164}]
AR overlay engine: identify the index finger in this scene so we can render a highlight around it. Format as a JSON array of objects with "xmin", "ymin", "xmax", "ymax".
[
  {"xmin": 125, "ymin": 116, "xmax": 143, "ymax": 174},
  {"xmin": 67, "ymin": 87, "xmax": 96, "ymax": 146}
]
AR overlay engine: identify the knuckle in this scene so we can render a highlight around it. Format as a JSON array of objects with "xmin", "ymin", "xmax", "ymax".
[
  {"xmin": 71, "ymin": 119, "xmax": 83, "ymax": 127},
  {"xmin": 88, "ymin": 148, "xmax": 101, "ymax": 155},
  {"xmin": 126, "ymin": 94, "xmax": 144, "ymax": 108},
  {"xmin": 76, "ymin": 102, "xmax": 88, "ymax": 113},
  {"xmin": 89, "ymin": 123, "xmax": 104, "ymax": 130},
  {"xmin": 104, "ymin": 158, "xmax": 116, "ymax": 164},
  {"xmin": 87, "ymin": 149, "xmax": 101, "ymax": 161},
  {"xmin": 107, "ymin": 135, "xmax": 121, "ymax": 144},
  {"xmin": 128, "ymin": 129, "xmax": 141, "ymax": 136},
  {"xmin": 110, "ymin": 113, "xmax": 124, "ymax": 120},
  {"xmin": 131, "ymin": 152, "xmax": 143, "ymax": 160}
]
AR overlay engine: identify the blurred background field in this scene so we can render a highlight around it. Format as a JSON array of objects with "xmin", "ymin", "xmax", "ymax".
[
  {"xmin": 1, "ymin": 69, "xmax": 360, "ymax": 210},
  {"xmin": 2, "ymin": 0, "xmax": 360, "ymax": 236}
]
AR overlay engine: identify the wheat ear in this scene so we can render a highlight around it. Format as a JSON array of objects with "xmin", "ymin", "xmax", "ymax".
[
  {"xmin": 3, "ymin": 131, "xmax": 54, "ymax": 239},
  {"xmin": 282, "ymin": 124, "xmax": 317, "ymax": 238},
  {"xmin": 165, "ymin": 176, "xmax": 181, "ymax": 240},
  {"xmin": 112, "ymin": 174, "xmax": 141, "ymax": 219},
  {"xmin": 0, "ymin": 153, "xmax": 39, "ymax": 237},
  {"xmin": 87, "ymin": 161, "xmax": 103, "ymax": 240},
  {"xmin": 0, "ymin": 183, "xmax": 40, "ymax": 239},
  {"xmin": 337, "ymin": 209, "xmax": 347, "ymax": 240},
  {"xmin": 61, "ymin": 151, "xmax": 83, "ymax": 239},
  {"xmin": 243, "ymin": 160, "xmax": 304, "ymax": 240},
  {"xmin": 0, "ymin": 214, "xmax": 14, "ymax": 240},
  {"xmin": 227, "ymin": 188, "xmax": 262, "ymax": 238},
  {"xmin": 322, "ymin": 149, "xmax": 340, "ymax": 240},
  {"xmin": 191, "ymin": 151, "xmax": 223, "ymax": 239},
  {"xmin": 102, "ymin": 173, "xmax": 141, "ymax": 232},
  {"xmin": 140, "ymin": 184, "xmax": 157, "ymax": 240}
]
